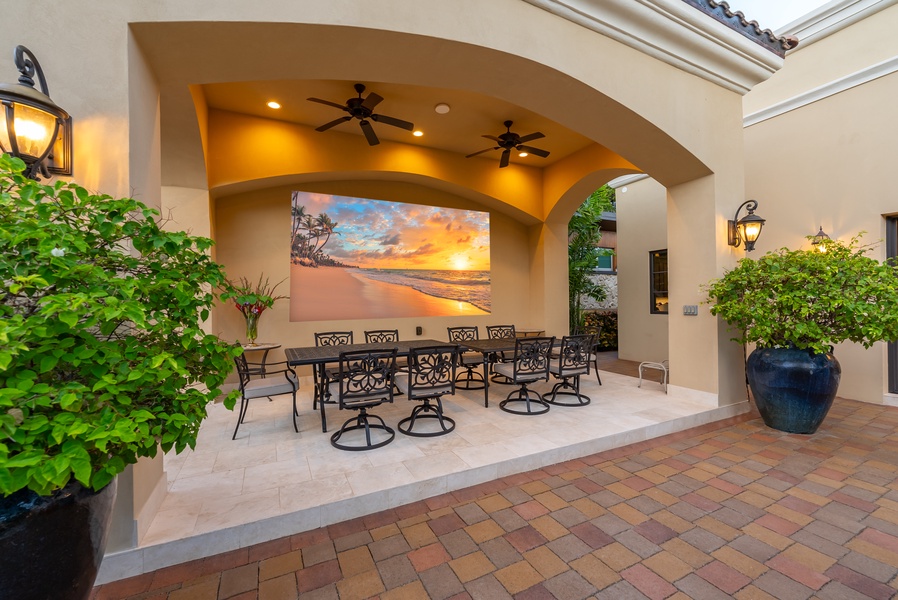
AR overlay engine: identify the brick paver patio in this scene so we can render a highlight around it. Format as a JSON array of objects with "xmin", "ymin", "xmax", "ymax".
[{"xmin": 92, "ymin": 397, "xmax": 898, "ymax": 599}]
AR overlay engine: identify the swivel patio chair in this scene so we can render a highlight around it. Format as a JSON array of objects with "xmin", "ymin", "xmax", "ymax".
[
  {"xmin": 313, "ymin": 331, "xmax": 354, "ymax": 409},
  {"xmin": 542, "ymin": 334, "xmax": 593, "ymax": 407},
  {"xmin": 447, "ymin": 326, "xmax": 485, "ymax": 390},
  {"xmin": 494, "ymin": 336, "xmax": 555, "ymax": 415},
  {"xmin": 486, "ymin": 324, "xmax": 516, "ymax": 384},
  {"xmin": 329, "ymin": 348, "xmax": 398, "ymax": 451},
  {"xmin": 394, "ymin": 345, "xmax": 459, "ymax": 437},
  {"xmin": 232, "ymin": 353, "xmax": 299, "ymax": 440}
]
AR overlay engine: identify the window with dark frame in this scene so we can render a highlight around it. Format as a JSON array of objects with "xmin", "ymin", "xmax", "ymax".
[{"xmin": 650, "ymin": 249, "xmax": 668, "ymax": 314}]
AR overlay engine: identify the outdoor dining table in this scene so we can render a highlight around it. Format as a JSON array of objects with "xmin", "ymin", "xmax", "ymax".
[{"xmin": 284, "ymin": 339, "xmax": 455, "ymax": 432}]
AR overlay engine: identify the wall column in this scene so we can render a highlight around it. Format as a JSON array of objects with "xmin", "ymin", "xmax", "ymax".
[
  {"xmin": 667, "ymin": 174, "xmax": 746, "ymax": 406},
  {"xmin": 529, "ymin": 220, "xmax": 570, "ymax": 337}
]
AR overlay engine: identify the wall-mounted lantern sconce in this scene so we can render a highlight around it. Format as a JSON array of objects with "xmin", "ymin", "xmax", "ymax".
[
  {"xmin": 0, "ymin": 45, "xmax": 72, "ymax": 180},
  {"xmin": 727, "ymin": 200, "xmax": 765, "ymax": 252},
  {"xmin": 811, "ymin": 226, "xmax": 831, "ymax": 252}
]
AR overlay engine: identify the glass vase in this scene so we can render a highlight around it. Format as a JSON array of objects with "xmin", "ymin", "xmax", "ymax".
[{"xmin": 244, "ymin": 312, "xmax": 259, "ymax": 345}]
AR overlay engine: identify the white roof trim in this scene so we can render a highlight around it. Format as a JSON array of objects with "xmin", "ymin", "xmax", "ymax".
[
  {"xmin": 778, "ymin": 0, "xmax": 898, "ymax": 49},
  {"xmin": 744, "ymin": 54, "xmax": 898, "ymax": 127},
  {"xmin": 521, "ymin": 0, "xmax": 784, "ymax": 94}
]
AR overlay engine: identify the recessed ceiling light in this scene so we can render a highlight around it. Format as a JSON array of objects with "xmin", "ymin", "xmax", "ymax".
[
  {"xmin": 267, "ymin": 101, "xmax": 281, "ymax": 109},
  {"xmin": 413, "ymin": 130, "xmax": 424, "ymax": 137},
  {"xmin": 518, "ymin": 151, "xmax": 528, "ymax": 158},
  {"xmin": 434, "ymin": 103, "xmax": 450, "ymax": 114}
]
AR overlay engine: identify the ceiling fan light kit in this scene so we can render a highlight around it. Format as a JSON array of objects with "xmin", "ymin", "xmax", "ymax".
[{"xmin": 307, "ymin": 83, "xmax": 415, "ymax": 146}]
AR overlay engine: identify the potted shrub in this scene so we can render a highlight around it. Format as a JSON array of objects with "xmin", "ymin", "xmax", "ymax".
[
  {"xmin": 705, "ymin": 233, "xmax": 898, "ymax": 433},
  {"xmin": 0, "ymin": 154, "xmax": 240, "ymax": 599}
]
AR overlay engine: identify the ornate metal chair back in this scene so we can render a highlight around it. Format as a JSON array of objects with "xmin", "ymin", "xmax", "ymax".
[
  {"xmin": 364, "ymin": 329, "xmax": 400, "ymax": 343},
  {"xmin": 315, "ymin": 331, "xmax": 354, "ymax": 346},
  {"xmin": 447, "ymin": 326, "xmax": 479, "ymax": 342},
  {"xmin": 337, "ymin": 349, "xmax": 397, "ymax": 409},
  {"xmin": 486, "ymin": 324, "xmax": 516, "ymax": 339},
  {"xmin": 512, "ymin": 336, "xmax": 554, "ymax": 380}
]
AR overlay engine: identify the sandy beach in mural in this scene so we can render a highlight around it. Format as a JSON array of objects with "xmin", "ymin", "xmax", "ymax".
[{"xmin": 290, "ymin": 265, "xmax": 489, "ymax": 321}]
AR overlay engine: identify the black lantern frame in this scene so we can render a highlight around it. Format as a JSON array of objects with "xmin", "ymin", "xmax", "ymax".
[
  {"xmin": 811, "ymin": 226, "xmax": 831, "ymax": 252},
  {"xmin": 727, "ymin": 200, "xmax": 765, "ymax": 252},
  {"xmin": 0, "ymin": 45, "xmax": 72, "ymax": 180}
]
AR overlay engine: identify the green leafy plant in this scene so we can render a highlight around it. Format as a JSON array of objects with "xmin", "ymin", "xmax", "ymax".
[
  {"xmin": 704, "ymin": 234, "xmax": 898, "ymax": 355},
  {"xmin": 0, "ymin": 154, "xmax": 241, "ymax": 496},
  {"xmin": 569, "ymin": 186, "xmax": 614, "ymax": 332},
  {"xmin": 222, "ymin": 274, "xmax": 287, "ymax": 320}
]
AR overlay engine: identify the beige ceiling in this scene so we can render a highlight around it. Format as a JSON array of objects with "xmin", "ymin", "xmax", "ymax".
[{"xmin": 200, "ymin": 79, "xmax": 596, "ymax": 168}]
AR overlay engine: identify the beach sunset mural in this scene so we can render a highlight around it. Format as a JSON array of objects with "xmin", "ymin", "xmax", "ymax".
[{"xmin": 289, "ymin": 191, "xmax": 491, "ymax": 321}]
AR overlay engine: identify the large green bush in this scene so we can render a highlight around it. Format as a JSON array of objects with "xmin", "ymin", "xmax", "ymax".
[
  {"xmin": 0, "ymin": 154, "xmax": 240, "ymax": 496},
  {"xmin": 705, "ymin": 234, "xmax": 898, "ymax": 355}
]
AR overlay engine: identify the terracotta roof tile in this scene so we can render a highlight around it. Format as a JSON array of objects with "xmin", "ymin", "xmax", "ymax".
[{"xmin": 683, "ymin": 0, "xmax": 799, "ymax": 57}]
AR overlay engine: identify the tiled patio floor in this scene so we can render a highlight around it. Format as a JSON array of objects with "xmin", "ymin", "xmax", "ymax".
[{"xmin": 93, "ymin": 397, "xmax": 898, "ymax": 600}]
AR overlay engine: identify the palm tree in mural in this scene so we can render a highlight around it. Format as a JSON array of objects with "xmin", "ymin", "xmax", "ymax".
[{"xmin": 290, "ymin": 205, "xmax": 340, "ymax": 267}]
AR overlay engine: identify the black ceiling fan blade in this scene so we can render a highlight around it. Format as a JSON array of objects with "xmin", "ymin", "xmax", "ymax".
[
  {"xmin": 465, "ymin": 147, "xmax": 499, "ymax": 158},
  {"xmin": 361, "ymin": 92, "xmax": 384, "ymax": 111},
  {"xmin": 499, "ymin": 149, "xmax": 511, "ymax": 168},
  {"xmin": 482, "ymin": 135, "xmax": 502, "ymax": 143},
  {"xmin": 516, "ymin": 132, "xmax": 545, "ymax": 144},
  {"xmin": 518, "ymin": 145, "xmax": 550, "ymax": 158},
  {"xmin": 359, "ymin": 120, "xmax": 380, "ymax": 146},
  {"xmin": 307, "ymin": 97, "xmax": 348, "ymax": 110},
  {"xmin": 371, "ymin": 114, "xmax": 415, "ymax": 131},
  {"xmin": 315, "ymin": 116, "xmax": 352, "ymax": 132}
]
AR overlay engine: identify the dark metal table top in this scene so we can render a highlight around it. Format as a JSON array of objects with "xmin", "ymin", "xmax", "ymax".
[
  {"xmin": 460, "ymin": 337, "xmax": 554, "ymax": 354},
  {"xmin": 285, "ymin": 339, "xmax": 455, "ymax": 366}
]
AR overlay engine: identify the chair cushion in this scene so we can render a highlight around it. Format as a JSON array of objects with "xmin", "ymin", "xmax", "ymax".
[
  {"xmin": 494, "ymin": 362, "xmax": 543, "ymax": 382},
  {"xmin": 549, "ymin": 359, "xmax": 588, "ymax": 376},
  {"xmin": 243, "ymin": 372, "xmax": 298, "ymax": 399},
  {"xmin": 394, "ymin": 373, "xmax": 453, "ymax": 397},
  {"xmin": 459, "ymin": 351, "xmax": 482, "ymax": 365}
]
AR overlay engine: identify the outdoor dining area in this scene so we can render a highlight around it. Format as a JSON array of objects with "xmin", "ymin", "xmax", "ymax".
[
  {"xmin": 235, "ymin": 325, "xmax": 599, "ymax": 449},
  {"xmin": 94, "ymin": 327, "xmax": 744, "ymax": 585}
]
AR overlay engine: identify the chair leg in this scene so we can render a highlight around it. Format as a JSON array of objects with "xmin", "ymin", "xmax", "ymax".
[
  {"xmin": 232, "ymin": 395, "xmax": 248, "ymax": 440},
  {"xmin": 399, "ymin": 398, "xmax": 456, "ymax": 437},
  {"xmin": 542, "ymin": 375, "xmax": 590, "ymax": 406},
  {"xmin": 455, "ymin": 366, "xmax": 485, "ymax": 390},
  {"xmin": 292, "ymin": 391, "xmax": 299, "ymax": 433},
  {"xmin": 500, "ymin": 383, "xmax": 550, "ymax": 415}
]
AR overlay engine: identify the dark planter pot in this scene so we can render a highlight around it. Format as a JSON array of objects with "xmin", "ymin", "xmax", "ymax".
[
  {"xmin": 746, "ymin": 346, "xmax": 841, "ymax": 434},
  {"xmin": 0, "ymin": 478, "xmax": 117, "ymax": 600}
]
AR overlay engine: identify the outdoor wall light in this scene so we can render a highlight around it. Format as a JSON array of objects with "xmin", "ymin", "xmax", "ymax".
[
  {"xmin": 0, "ymin": 45, "xmax": 72, "ymax": 180},
  {"xmin": 727, "ymin": 199, "xmax": 765, "ymax": 252},
  {"xmin": 811, "ymin": 226, "xmax": 831, "ymax": 252}
]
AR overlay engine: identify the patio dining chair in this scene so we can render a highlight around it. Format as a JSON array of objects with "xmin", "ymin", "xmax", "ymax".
[
  {"xmin": 494, "ymin": 336, "xmax": 555, "ymax": 415},
  {"xmin": 447, "ymin": 326, "xmax": 485, "ymax": 390},
  {"xmin": 542, "ymin": 334, "xmax": 593, "ymax": 406},
  {"xmin": 313, "ymin": 331, "xmax": 353, "ymax": 409},
  {"xmin": 232, "ymin": 352, "xmax": 299, "ymax": 440},
  {"xmin": 394, "ymin": 345, "xmax": 459, "ymax": 437},
  {"xmin": 328, "ymin": 348, "xmax": 398, "ymax": 451},
  {"xmin": 486, "ymin": 324, "xmax": 516, "ymax": 383}
]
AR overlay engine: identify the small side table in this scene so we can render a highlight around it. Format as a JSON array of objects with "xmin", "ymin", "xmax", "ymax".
[{"xmin": 240, "ymin": 343, "xmax": 281, "ymax": 377}]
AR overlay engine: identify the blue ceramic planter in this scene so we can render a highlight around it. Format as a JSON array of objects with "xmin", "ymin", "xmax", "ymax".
[
  {"xmin": 746, "ymin": 347, "xmax": 841, "ymax": 434},
  {"xmin": 0, "ymin": 479, "xmax": 116, "ymax": 600}
]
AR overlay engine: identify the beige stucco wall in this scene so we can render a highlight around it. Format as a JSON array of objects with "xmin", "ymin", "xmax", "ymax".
[
  {"xmin": 214, "ymin": 181, "xmax": 533, "ymax": 376},
  {"xmin": 1, "ymin": 0, "xmax": 776, "ymax": 557},
  {"xmin": 617, "ymin": 178, "xmax": 670, "ymax": 364},
  {"xmin": 743, "ymin": 6, "xmax": 898, "ymax": 405}
]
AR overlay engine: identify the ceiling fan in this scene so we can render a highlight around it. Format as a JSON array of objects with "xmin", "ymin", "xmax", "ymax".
[
  {"xmin": 307, "ymin": 83, "xmax": 415, "ymax": 146},
  {"xmin": 465, "ymin": 120, "xmax": 550, "ymax": 168}
]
